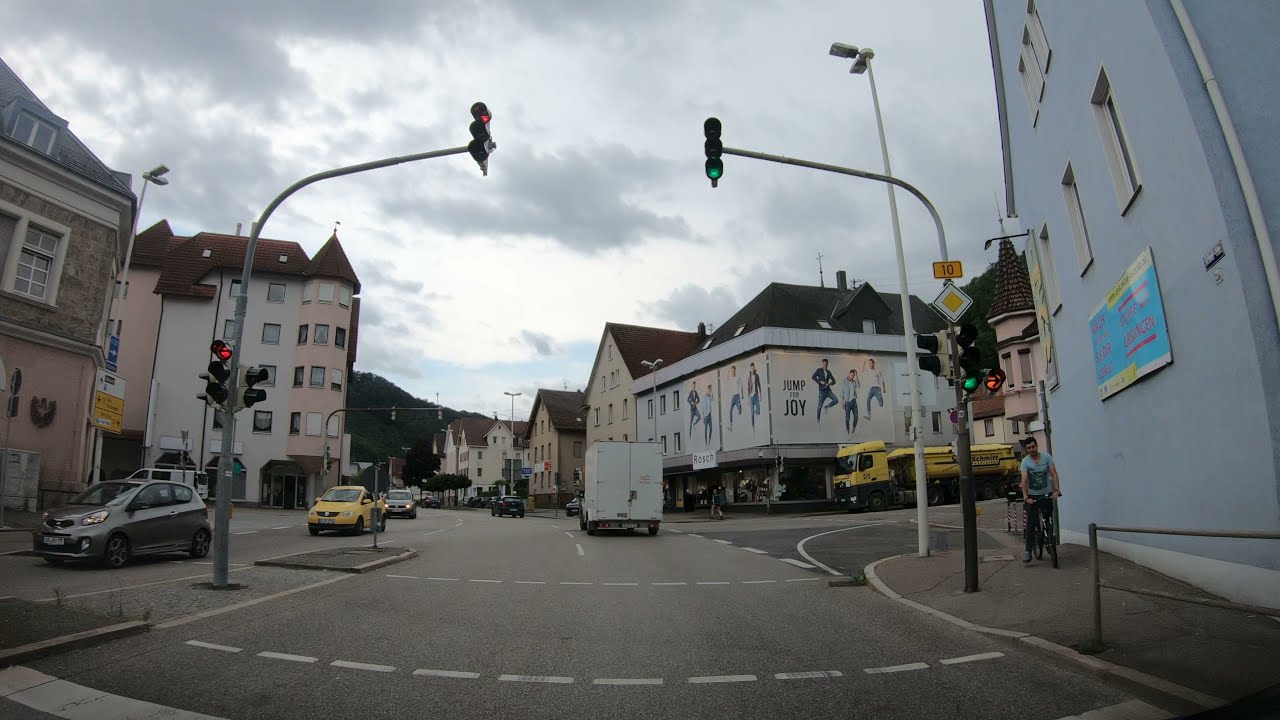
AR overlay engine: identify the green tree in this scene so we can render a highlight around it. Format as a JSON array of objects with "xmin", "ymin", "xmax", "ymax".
[
  {"xmin": 958, "ymin": 259, "xmax": 1000, "ymax": 367},
  {"xmin": 402, "ymin": 438, "xmax": 439, "ymax": 488},
  {"xmin": 345, "ymin": 371, "xmax": 488, "ymax": 464}
]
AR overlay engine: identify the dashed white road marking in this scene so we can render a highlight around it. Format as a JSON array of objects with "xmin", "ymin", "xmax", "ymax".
[
  {"xmin": 468, "ymin": 579, "xmax": 502, "ymax": 584},
  {"xmin": 234, "ymin": 530, "xmax": 258, "ymax": 535},
  {"xmin": 560, "ymin": 581, "xmax": 592, "ymax": 585},
  {"xmin": 498, "ymin": 674, "xmax": 574, "ymax": 684},
  {"xmin": 742, "ymin": 547, "xmax": 769, "ymax": 554},
  {"xmin": 780, "ymin": 558, "xmax": 818, "ymax": 569},
  {"xmin": 939, "ymin": 652, "xmax": 1005, "ymax": 665},
  {"xmin": 688, "ymin": 674, "xmax": 756, "ymax": 684},
  {"xmin": 864, "ymin": 662, "xmax": 929, "ymax": 674},
  {"xmin": 685, "ymin": 533, "xmax": 702, "ymax": 538},
  {"xmin": 696, "ymin": 581, "xmax": 730, "ymax": 585},
  {"xmin": 258, "ymin": 651, "xmax": 318, "ymax": 663},
  {"xmin": 427, "ymin": 577, "xmax": 459, "ymax": 581},
  {"xmin": 386, "ymin": 574, "xmax": 419, "ymax": 579},
  {"xmin": 332, "ymin": 660, "xmax": 396, "ymax": 673},
  {"xmin": 424, "ymin": 529, "xmax": 445, "ymax": 536},
  {"xmin": 514, "ymin": 581, "xmax": 547, "ymax": 585},
  {"xmin": 786, "ymin": 577, "xmax": 821, "ymax": 582},
  {"xmin": 603, "ymin": 582, "xmax": 639, "ymax": 586},
  {"xmin": 594, "ymin": 678, "xmax": 664, "ymax": 685},
  {"xmin": 414, "ymin": 669, "xmax": 481, "ymax": 679},
  {"xmin": 564, "ymin": 531, "xmax": 575, "ymax": 539},
  {"xmin": 651, "ymin": 582, "xmax": 687, "ymax": 586},
  {"xmin": 775, "ymin": 671, "xmax": 843, "ymax": 680},
  {"xmin": 742, "ymin": 580, "xmax": 777, "ymax": 584},
  {"xmin": 552, "ymin": 525, "xmax": 561, "ymax": 529},
  {"xmin": 185, "ymin": 640, "xmax": 242, "ymax": 653},
  {"xmin": 666, "ymin": 528, "xmax": 683, "ymax": 533},
  {"xmin": 576, "ymin": 543, "xmax": 585, "ymax": 556},
  {"xmin": 712, "ymin": 539, "xmax": 733, "ymax": 545}
]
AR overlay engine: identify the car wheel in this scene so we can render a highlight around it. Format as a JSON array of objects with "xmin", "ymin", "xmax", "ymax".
[
  {"xmin": 189, "ymin": 528, "xmax": 211, "ymax": 558},
  {"xmin": 104, "ymin": 534, "xmax": 130, "ymax": 569},
  {"xmin": 868, "ymin": 491, "xmax": 887, "ymax": 513},
  {"xmin": 352, "ymin": 517, "xmax": 365, "ymax": 536},
  {"xmin": 411, "ymin": 511, "xmax": 418, "ymax": 519},
  {"xmin": 309, "ymin": 527, "xmax": 320, "ymax": 536},
  {"xmin": 518, "ymin": 512, "xmax": 525, "ymax": 518},
  {"xmin": 380, "ymin": 516, "xmax": 388, "ymax": 532},
  {"xmin": 587, "ymin": 520, "xmax": 597, "ymax": 536},
  {"xmin": 579, "ymin": 514, "xmax": 587, "ymax": 531},
  {"xmin": 648, "ymin": 527, "xmax": 658, "ymax": 536}
]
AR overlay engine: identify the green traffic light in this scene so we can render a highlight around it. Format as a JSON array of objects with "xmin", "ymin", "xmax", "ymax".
[
  {"xmin": 706, "ymin": 158, "xmax": 723, "ymax": 180},
  {"xmin": 962, "ymin": 375, "xmax": 981, "ymax": 393}
]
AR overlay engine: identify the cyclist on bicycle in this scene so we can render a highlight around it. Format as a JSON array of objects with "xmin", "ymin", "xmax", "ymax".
[{"xmin": 1020, "ymin": 436, "xmax": 1061, "ymax": 563}]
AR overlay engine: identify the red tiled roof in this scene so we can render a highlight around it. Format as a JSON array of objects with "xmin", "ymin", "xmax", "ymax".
[
  {"xmin": 537, "ymin": 390, "xmax": 586, "ymax": 433},
  {"xmin": 608, "ymin": 322, "xmax": 704, "ymax": 380},
  {"xmin": 130, "ymin": 220, "xmax": 176, "ymax": 268},
  {"xmin": 153, "ymin": 231, "xmax": 310, "ymax": 298},
  {"xmin": 457, "ymin": 417, "xmax": 494, "ymax": 447},
  {"xmin": 307, "ymin": 232, "xmax": 361, "ymax": 292},
  {"xmin": 970, "ymin": 388, "xmax": 1005, "ymax": 420},
  {"xmin": 987, "ymin": 238, "xmax": 1035, "ymax": 320}
]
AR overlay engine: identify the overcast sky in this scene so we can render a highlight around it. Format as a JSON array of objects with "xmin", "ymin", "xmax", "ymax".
[{"xmin": 7, "ymin": 0, "xmax": 1006, "ymax": 422}]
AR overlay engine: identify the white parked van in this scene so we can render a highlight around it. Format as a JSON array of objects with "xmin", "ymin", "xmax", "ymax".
[
  {"xmin": 122, "ymin": 468, "xmax": 209, "ymax": 500},
  {"xmin": 579, "ymin": 441, "xmax": 663, "ymax": 536}
]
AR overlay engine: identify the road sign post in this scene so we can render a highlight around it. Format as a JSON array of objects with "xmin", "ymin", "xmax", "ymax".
[
  {"xmin": 0, "ymin": 368, "xmax": 21, "ymax": 528},
  {"xmin": 947, "ymin": 325, "xmax": 980, "ymax": 593}
]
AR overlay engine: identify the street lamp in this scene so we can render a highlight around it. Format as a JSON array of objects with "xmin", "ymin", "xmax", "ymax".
[
  {"xmin": 640, "ymin": 359, "xmax": 663, "ymax": 443},
  {"xmin": 504, "ymin": 391, "xmax": 521, "ymax": 496},
  {"xmin": 830, "ymin": 42, "xmax": 935, "ymax": 559}
]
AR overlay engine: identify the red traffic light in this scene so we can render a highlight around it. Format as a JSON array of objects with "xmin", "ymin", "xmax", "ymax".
[
  {"xmin": 471, "ymin": 102, "xmax": 491, "ymax": 124},
  {"xmin": 210, "ymin": 340, "xmax": 233, "ymax": 362},
  {"xmin": 984, "ymin": 368, "xmax": 1007, "ymax": 393}
]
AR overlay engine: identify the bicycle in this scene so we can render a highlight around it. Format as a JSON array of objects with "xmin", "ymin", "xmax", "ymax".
[{"xmin": 1025, "ymin": 495, "xmax": 1059, "ymax": 568}]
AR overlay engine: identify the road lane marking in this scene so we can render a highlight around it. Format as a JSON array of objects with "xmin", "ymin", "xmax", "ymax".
[
  {"xmin": 576, "ymin": 543, "xmax": 585, "ymax": 556},
  {"xmin": 332, "ymin": 660, "xmax": 396, "ymax": 672},
  {"xmin": 603, "ymin": 582, "xmax": 639, "ymax": 586},
  {"xmin": 696, "ymin": 581, "xmax": 730, "ymax": 585},
  {"xmin": 666, "ymin": 528, "xmax": 683, "ymax": 533},
  {"xmin": 514, "ymin": 581, "xmax": 547, "ymax": 585},
  {"xmin": 272, "ymin": 526, "xmax": 292, "ymax": 530},
  {"xmin": 498, "ymin": 674, "xmax": 573, "ymax": 684},
  {"xmin": 386, "ymin": 574, "xmax": 419, "ymax": 579},
  {"xmin": 158, "ymin": 574, "xmax": 354, "ymax": 629},
  {"xmin": 864, "ymin": 662, "xmax": 929, "ymax": 674},
  {"xmin": 560, "ymin": 581, "xmax": 592, "ymax": 585},
  {"xmin": 414, "ymin": 669, "xmax": 480, "ymax": 679},
  {"xmin": 775, "ymin": 671, "xmax": 843, "ymax": 680},
  {"xmin": 594, "ymin": 678, "xmax": 664, "ymax": 685},
  {"xmin": 424, "ymin": 529, "xmax": 445, "ymax": 536},
  {"xmin": 712, "ymin": 539, "xmax": 733, "ymax": 545},
  {"xmin": 742, "ymin": 547, "xmax": 768, "ymax": 554},
  {"xmin": 780, "ymin": 558, "xmax": 817, "ymax": 569},
  {"xmin": 468, "ymin": 579, "xmax": 502, "ymax": 583},
  {"xmin": 427, "ymin": 577, "xmax": 459, "ymax": 581},
  {"xmin": 796, "ymin": 522, "xmax": 885, "ymax": 576},
  {"xmin": 184, "ymin": 640, "xmax": 242, "ymax": 653},
  {"xmin": 685, "ymin": 533, "xmax": 702, "ymax": 538},
  {"xmin": 37, "ymin": 567, "xmax": 252, "ymax": 602},
  {"xmin": 651, "ymin": 582, "xmax": 687, "ymax": 586},
  {"xmin": 258, "ymin": 651, "xmax": 318, "ymax": 663},
  {"xmin": 564, "ymin": 531, "xmax": 575, "ymax": 539},
  {"xmin": 193, "ymin": 561, "xmax": 248, "ymax": 566},
  {"xmin": 234, "ymin": 531, "xmax": 258, "ymax": 535},
  {"xmin": 742, "ymin": 580, "xmax": 777, "ymax": 584},
  {"xmin": 786, "ymin": 578, "xmax": 821, "ymax": 582},
  {"xmin": 688, "ymin": 674, "xmax": 756, "ymax": 684},
  {"xmin": 939, "ymin": 652, "xmax": 1005, "ymax": 665}
]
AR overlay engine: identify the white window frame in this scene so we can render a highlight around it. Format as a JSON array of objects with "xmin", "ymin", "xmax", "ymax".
[
  {"xmin": 335, "ymin": 326, "xmax": 346, "ymax": 348},
  {"xmin": 223, "ymin": 319, "xmax": 237, "ymax": 339},
  {"xmin": 318, "ymin": 282, "xmax": 335, "ymax": 303},
  {"xmin": 608, "ymin": 404, "xmax": 614, "ymax": 424},
  {"xmin": 314, "ymin": 323, "xmax": 330, "ymax": 345},
  {"xmin": 289, "ymin": 412, "xmax": 301, "ymax": 435},
  {"xmin": 1091, "ymin": 67, "xmax": 1142, "ymax": 213},
  {"xmin": 648, "ymin": 398, "xmax": 654, "ymax": 419},
  {"xmin": 862, "ymin": 319, "xmax": 876, "ymax": 334},
  {"xmin": 262, "ymin": 323, "xmax": 281, "ymax": 344},
  {"xmin": 0, "ymin": 202, "xmax": 72, "ymax": 307},
  {"xmin": 1037, "ymin": 224, "xmax": 1063, "ymax": 314},
  {"xmin": 1017, "ymin": 38, "xmax": 1045, "ymax": 125},
  {"xmin": 623, "ymin": 398, "xmax": 628, "ymax": 419},
  {"xmin": 327, "ymin": 415, "xmax": 340, "ymax": 438},
  {"xmin": 252, "ymin": 411, "xmax": 273, "ymax": 434},
  {"xmin": 661, "ymin": 436, "xmax": 668, "ymax": 454},
  {"xmin": 266, "ymin": 282, "xmax": 286, "ymax": 303},
  {"xmin": 1025, "ymin": 0, "xmax": 1051, "ymax": 74},
  {"xmin": 674, "ymin": 432, "xmax": 682, "ymax": 453},
  {"xmin": 310, "ymin": 366, "xmax": 325, "ymax": 387},
  {"xmin": 338, "ymin": 286, "xmax": 351, "ymax": 307},
  {"xmin": 302, "ymin": 282, "xmax": 313, "ymax": 304},
  {"xmin": 659, "ymin": 395, "xmax": 667, "ymax": 415},
  {"xmin": 330, "ymin": 368, "xmax": 344, "ymax": 391},
  {"xmin": 1018, "ymin": 350, "xmax": 1034, "ymax": 387},
  {"xmin": 305, "ymin": 412, "xmax": 322, "ymax": 436},
  {"xmin": 594, "ymin": 408, "xmax": 600, "ymax": 426},
  {"xmin": 13, "ymin": 112, "xmax": 58, "ymax": 153},
  {"xmin": 1061, "ymin": 164, "xmax": 1094, "ymax": 274}
]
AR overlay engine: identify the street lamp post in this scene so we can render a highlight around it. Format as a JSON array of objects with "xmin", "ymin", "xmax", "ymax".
[
  {"xmin": 640, "ymin": 359, "xmax": 663, "ymax": 444},
  {"xmin": 830, "ymin": 42, "xmax": 942, "ymax": 560},
  {"xmin": 504, "ymin": 391, "xmax": 521, "ymax": 497}
]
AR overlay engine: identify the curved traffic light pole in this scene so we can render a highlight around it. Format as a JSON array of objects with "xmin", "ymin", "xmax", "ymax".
[{"xmin": 212, "ymin": 146, "xmax": 468, "ymax": 587}]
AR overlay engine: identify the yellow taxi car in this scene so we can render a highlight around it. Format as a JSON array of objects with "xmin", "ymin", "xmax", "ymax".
[{"xmin": 308, "ymin": 486, "xmax": 387, "ymax": 536}]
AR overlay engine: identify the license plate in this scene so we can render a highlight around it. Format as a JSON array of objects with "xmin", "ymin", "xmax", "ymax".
[
  {"xmin": 618, "ymin": 522, "xmax": 638, "ymax": 529},
  {"xmin": 43, "ymin": 536, "xmax": 65, "ymax": 545},
  {"xmin": 319, "ymin": 518, "xmax": 335, "ymax": 524}
]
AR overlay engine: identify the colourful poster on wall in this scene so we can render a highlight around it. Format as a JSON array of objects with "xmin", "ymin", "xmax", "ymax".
[
  {"xmin": 1024, "ymin": 232, "xmax": 1059, "ymax": 389},
  {"xmin": 766, "ymin": 351, "xmax": 897, "ymax": 445},
  {"xmin": 1090, "ymin": 247, "xmax": 1173, "ymax": 400},
  {"xmin": 719, "ymin": 353, "xmax": 770, "ymax": 452},
  {"xmin": 682, "ymin": 369, "xmax": 721, "ymax": 454}
]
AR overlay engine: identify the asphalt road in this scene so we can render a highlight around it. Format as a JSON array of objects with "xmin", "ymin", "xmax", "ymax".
[{"xmin": 9, "ymin": 508, "xmax": 1149, "ymax": 720}]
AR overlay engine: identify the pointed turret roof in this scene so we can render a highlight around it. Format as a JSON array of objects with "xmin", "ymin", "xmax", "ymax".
[
  {"xmin": 305, "ymin": 232, "xmax": 361, "ymax": 293},
  {"xmin": 986, "ymin": 238, "xmax": 1035, "ymax": 321}
]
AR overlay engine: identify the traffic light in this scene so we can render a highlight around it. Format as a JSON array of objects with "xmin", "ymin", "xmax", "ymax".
[
  {"xmin": 468, "ymin": 102, "xmax": 494, "ymax": 176},
  {"xmin": 916, "ymin": 333, "xmax": 942, "ymax": 377},
  {"xmin": 704, "ymin": 117, "xmax": 723, "ymax": 187},
  {"xmin": 956, "ymin": 322, "xmax": 983, "ymax": 395},
  {"xmin": 198, "ymin": 340, "xmax": 233, "ymax": 409},
  {"xmin": 983, "ymin": 367, "xmax": 1008, "ymax": 393},
  {"xmin": 237, "ymin": 366, "xmax": 269, "ymax": 410}
]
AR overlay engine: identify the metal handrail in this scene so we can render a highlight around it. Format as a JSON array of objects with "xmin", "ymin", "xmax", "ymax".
[{"xmin": 1089, "ymin": 523, "xmax": 1280, "ymax": 645}]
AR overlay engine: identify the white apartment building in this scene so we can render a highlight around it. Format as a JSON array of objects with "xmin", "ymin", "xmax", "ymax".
[{"xmin": 443, "ymin": 415, "xmax": 528, "ymax": 498}]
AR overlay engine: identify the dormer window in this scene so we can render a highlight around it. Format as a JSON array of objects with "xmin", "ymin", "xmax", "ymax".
[
  {"xmin": 13, "ymin": 112, "xmax": 57, "ymax": 154},
  {"xmin": 817, "ymin": 320, "xmax": 832, "ymax": 329}
]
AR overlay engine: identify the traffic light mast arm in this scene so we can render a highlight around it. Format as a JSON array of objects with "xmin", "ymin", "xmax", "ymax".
[
  {"xmin": 720, "ymin": 145, "xmax": 949, "ymax": 262},
  {"xmin": 319, "ymin": 405, "xmax": 446, "ymax": 486}
]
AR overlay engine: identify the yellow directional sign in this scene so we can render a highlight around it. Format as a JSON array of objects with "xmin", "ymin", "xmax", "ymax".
[
  {"xmin": 92, "ymin": 369, "xmax": 126, "ymax": 434},
  {"xmin": 933, "ymin": 260, "xmax": 964, "ymax": 280}
]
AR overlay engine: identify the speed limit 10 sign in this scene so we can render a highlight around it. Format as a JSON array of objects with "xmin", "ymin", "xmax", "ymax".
[{"xmin": 932, "ymin": 261, "xmax": 964, "ymax": 280}]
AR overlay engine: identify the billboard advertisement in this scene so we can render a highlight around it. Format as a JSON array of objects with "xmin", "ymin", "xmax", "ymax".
[
  {"xmin": 767, "ymin": 351, "xmax": 897, "ymax": 445},
  {"xmin": 681, "ymin": 368, "xmax": 721, "ymax": 454},
  {"xmin": 1024, "ymin": 233, "xmax": 1059, "ymax": 389},
  {"xmin": 1090, "ymin": 247, "xmax": 1173, "ymax": 400},
  {"xmin": 719, "ymin": 353, "xmax": 769, "ymax": 452}
]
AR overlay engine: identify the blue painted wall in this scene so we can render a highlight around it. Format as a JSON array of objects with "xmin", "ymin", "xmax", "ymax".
[{"xmin": 993, "ymin": 0, "xmax": 1279, "ymax": 570}]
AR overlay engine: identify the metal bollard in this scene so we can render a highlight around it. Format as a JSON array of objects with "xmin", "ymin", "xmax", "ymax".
[{"xmin": 1005, "ymin": 490, "xmax": 1024, "ymax": 534}]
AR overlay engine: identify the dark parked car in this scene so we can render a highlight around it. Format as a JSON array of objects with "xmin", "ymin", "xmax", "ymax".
[
  {"xmin": 34, "ymin": 480, "xmax": 211, "ymax": 569},
  {"xmin": 422, "ymin": 497, "xmax": 441, "ymax": 509},
  {"xmin": 565, "ymin": 497, "xmax": 580, "ymax": 516},
  {"xmin": 383, "ymin": 489, "xmax": 417, "ymax": 519},
  {"xmin": 492, "ymin": 496, "xmax": 525, "ymax": 518}
]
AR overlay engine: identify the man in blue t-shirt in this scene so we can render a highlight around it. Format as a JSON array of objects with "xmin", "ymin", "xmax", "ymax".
[{"xmin": 1019, "ymin": 436, "xmax": 1061, "ymax": 563}]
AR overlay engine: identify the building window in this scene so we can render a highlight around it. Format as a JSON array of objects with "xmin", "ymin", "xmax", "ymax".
[
  {"xmin": 623, "ymin": 399, "xmax": 628, "ymax": 419},
  {"xmin": 223, "ymin": 319, "xmax": 237, "ymax": 339},
  {"xmin": 306, "ymin": 412, "xmax": 322, "ymax": 436},
  {"xmin": 984, "ymin": 418, "xmax": 995, "ymax": 437},
  {"xmin": 267, "ymin": 283, "xmax": 286, "ymax": 303},
  {"xmin": 1025, "ymin": 0, "xmax": 1051, "ymax": 74},
  {"xmin": 13, "ymin": 112, "xmax": 58, "ymax": 153},
  {"xmin": 1017, "ymin": 34, "xmax": 1046, "ymax": 123},
  {"xmin": 252, "ymin": 411, "xmax": 272, "ymax": 434},
  {"xmin": 229, "ymin": 279, "xmax": 241, "ymax": 297},
  {"xmin": 673, "ymin": 391, "xmax": 680, "ymax": 411},
  {"xmin": 608, "ymin": 343, "xmax": 612, "ymax": 360},
  {"xmin": 1037, "ymin": 224, "xmax": 1063, "ymax": 312},
  {"xmin": 335, "ymin": 327, "xmax": 347, "ymax": 348},
  {"xmin": 262, "ymin": 323, "xmax": 281, "ymax": 344},
  {"xmin": 573, "ymin": 441, "xmax": 582, "ymax": 458},
  {"xmin": 297, "ymin": 324, "xmax": 308, "ymax": 344},
  {"xmin": 302, "ymin": 283, "xmax": 313, "ymax": 304},
  {"xmin": 1062, "ymin": 164, "xmax": 1094, "ymax": 274},
  {"xmin": 293, "ymin": 366, "xmax": 304, "ymax": 387},
  {"xmin": 11, "ymin": 226, "xmax": 60, "ymax": 301},
  {"xmin": 1091, "ymin": 68, "xmax": 1141, "ymax": 211},
  {"xmin": 330, "ymin": 368, "xmax": 343, "ymax": 391},
  {"xmin": 477, "ymin": 468, "xmax": 483, "ymax": 478},
  {"xmin": 259, "ymin": 365, "xmax": 277, "ymax": 386},
  {"xmin": 608, "ymin": 404, "xmax": 613, "ymax": 424},
  {"xmin": 318, "ymin": 282, "xmax": 335, "ymax": 303},
  {"xmin": 478, "ymin": 450, "xmax": 483, "ymax": 460},
  {"xmin": 115, "ymin": 280, "xmax": 128, "ymax": 299},
  {"xmin": 310, "ymin": 367, "xmax": 325, "ymax": 387},
  {"xmin": 594, "ymin": 408, "xmax": 600, "ymax": 426},
  {"xmin": 314, "ymin": 324, "xmax": 330, "ymax": 344},
  {"xmin": 661, "ymin": 436, "xmax": 668, "ymax": 454},
  {"xmin": 289, "ymin": 412, "xmax": 301, "ymax": 435},
  {"xmin": 931, "ymin": 412, "xmax": 941, "ymax": 433},
  {"xmin": 862, "ymin": 319, "xmax": 876, "ymax": 334},
  {"xmin": 327, "ymin": 415, "xmax": 340, "ymax": 438},
  {"xmin": 817, "ymin": 320, "xmax": 832, "ymax": 330},
  {"xmin": 660, "ymin": 395, "xmax": 667, "ymax": 415},
  {"xmin": 903, "ymin": 409, "xmax": 912, "ymax": 434},
  {"xmin": 674, "ymin": 432, "xmax": 682, "ymax": 453},
  {"xmin": 1011, "ymin": 419, "xmax": 1020, "ymax": 435},
  {"xmin": 1001, "ymin": 353, "xmax": 1013, "ymax": 387},
  {"xmin": 648, "ymin": 398, "xmax": 654, "ymax": 419},
  {"xmin": 1018, "ymin": 350, "xmax": 1034, "ymax": 386},
  {"xmin": 338, "ymin": 286, "xmax": 351, "ymax": 307}
]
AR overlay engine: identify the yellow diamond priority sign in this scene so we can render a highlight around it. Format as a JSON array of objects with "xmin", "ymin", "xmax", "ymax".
[{"xmin": 932, "ymin": 282, "xmax": 973, "ymax": 323}]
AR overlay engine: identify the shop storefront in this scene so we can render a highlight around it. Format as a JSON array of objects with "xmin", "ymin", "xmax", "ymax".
[{"xmin": 662, "ymin": 447, "xmax": 838, "ymax": 513}]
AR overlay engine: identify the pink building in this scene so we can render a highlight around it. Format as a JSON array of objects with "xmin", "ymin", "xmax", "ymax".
[{"xmin": 982, "ymin": 238, "xmax": 1049, "ymax": 450}]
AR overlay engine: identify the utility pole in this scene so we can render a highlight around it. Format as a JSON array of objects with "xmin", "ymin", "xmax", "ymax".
[{"xmin": 948, "ymin": 326, "xmax": 980, "ymax": 592}]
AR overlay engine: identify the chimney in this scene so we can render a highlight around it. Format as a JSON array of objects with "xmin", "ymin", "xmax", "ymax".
[
  {"xmin": 697, "ymin": 321, "xmax": 707, "ymax": 338},
  {"xmin": 235, "ymin": 222, "xmax": 242, "ymax": 236},
  {"xmin": 836, "ymin": 270, "xmax": 848, "ymax": 292}
]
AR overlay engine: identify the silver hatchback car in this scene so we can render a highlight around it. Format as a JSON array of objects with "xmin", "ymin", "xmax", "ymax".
[{"xmin": 33, "ymin": 480, "xmax": 212, "ymax": 569}]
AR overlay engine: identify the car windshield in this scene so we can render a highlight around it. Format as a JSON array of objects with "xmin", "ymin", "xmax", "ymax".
[
  {"xmin": 388, "ymin": 491, "xmax": 412, "ymax": 500},
  {"xmin": 321, "ymin": 489, "xmax": 363, "ymax": 503},
  {"xmin": 68, "ymin": 482, "xmax": 142, "ymax": 507}
]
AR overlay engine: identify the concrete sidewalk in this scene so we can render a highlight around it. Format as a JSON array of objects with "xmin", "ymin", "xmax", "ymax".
[{"xmin": 868, "ymin": 537, "xmax": 1280, "ymax": 707}]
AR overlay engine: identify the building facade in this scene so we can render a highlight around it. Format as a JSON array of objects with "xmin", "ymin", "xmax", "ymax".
[
  {"xmin": 985, "ymin": 0, "xmax": 1280, "ymax": 604},
  {"xmin": 111, "ymin": 223, "xmax": 361, "ymax": 507},
  {"xmin": 0, "ymin": 59, "xmax": 135, "ymax": 510},
  {"xmin": 525, "ymin": 389, "xmax": 586, "ymax": 508}
]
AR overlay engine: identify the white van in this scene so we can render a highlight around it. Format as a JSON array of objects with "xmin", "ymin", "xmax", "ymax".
[{"xmin": 122, "ymin": 468, "xmax": 209, "ymax": 500}]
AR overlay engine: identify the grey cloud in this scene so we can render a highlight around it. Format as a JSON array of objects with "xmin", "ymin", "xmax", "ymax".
[
  {"xmin": 354, "ymin": 339, "xmax": 424, "ymax": 380},
  {"xmin": 653, "ymin": 284, "xmax": 740, "ymax": 331},
  {"xmin": 519, "ymin": 330, "xmax": 559, "ymax": 357},
  {"xmin": 357, "ymin": 263, "xmax": 426, "ymax": 295}
]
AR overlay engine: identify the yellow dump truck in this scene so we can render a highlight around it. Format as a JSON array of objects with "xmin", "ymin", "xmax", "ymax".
[{"xmin": 833, "ymin": 441, "xmax": 1021, "ymax": 513}]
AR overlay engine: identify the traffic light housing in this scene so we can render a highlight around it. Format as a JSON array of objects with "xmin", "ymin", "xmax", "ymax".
[
  {"xmin": 983, "ymin": 367, "xmax": 1008, "ymax": 393},
  {"xmin": 198, "ymin": 340, "xmax": 233, "ymax": 409},
  {"xmin": 956, "ymin": 322, "xmax": 983, "ymax": 395},
  {"xmin": 468, "ymin": 102, "xmax": 494, "ymax": 175},
  {"xmin": 704, "ymin": 117, "xmax": 723, "ymax": 187},
  {"xmin": 238, "ymin": 366, "xmax": 269, "ymax": 410},
  {"xmin": 916, "ymin": 333, "xmax": 942, "ymax": 377}
]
